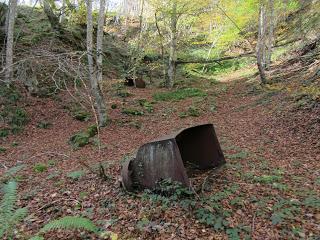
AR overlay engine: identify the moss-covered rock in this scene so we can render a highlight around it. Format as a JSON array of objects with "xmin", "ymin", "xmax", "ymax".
[
  {"xmin": 69, "ymin": 132, "xmax": 90, "ymax": 148},
  {"xmin": 72, "ymin": 109, "xmax": 91, "ymax": 121}
]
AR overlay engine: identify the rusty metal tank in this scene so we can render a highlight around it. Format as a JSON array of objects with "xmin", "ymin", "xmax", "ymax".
[{"xmin": 121, "ymin": 123, "xmax": 225, "ymax": 191}]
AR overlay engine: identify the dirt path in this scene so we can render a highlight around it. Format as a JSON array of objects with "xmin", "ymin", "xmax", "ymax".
[{"xmin": 0, "ymin": 75, "xmax": 319, "ymax": 239}]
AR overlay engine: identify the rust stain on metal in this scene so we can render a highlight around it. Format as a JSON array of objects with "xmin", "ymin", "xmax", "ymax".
[{"xmin": 121, "ymin": 123, "xmax": 225, "ymax": 191}]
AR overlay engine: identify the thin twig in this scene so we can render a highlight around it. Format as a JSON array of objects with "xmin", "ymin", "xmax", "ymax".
[
  {"xmin": 251, "ymin": 212, "xmax": 256, "ymax": 238},
  {"xmin": 35, "ymin": 198, "xmax": 81, "ymax": 212},
  {"xmin": 0, "ymin": 163, "xmax": 8, "ymax": 170},
  {"xmin": 201, "ymin": 169, "xmax": 215, "ymax": 194}
]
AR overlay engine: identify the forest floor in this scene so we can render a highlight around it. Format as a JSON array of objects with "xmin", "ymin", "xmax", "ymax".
[{"xmin": 0, "ymin": 67, "xmax": 319, "ymax": 239}]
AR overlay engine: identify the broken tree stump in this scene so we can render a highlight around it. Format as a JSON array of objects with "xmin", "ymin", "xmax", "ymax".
[{"xmin": 121, "ymin": 123, "xmax": 225, "ymax": 191}]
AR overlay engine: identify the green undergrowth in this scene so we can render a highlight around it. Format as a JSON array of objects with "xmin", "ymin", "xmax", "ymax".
[
  {"xmin": 153, "ymin": 88, "xmax": 207, "ymax": 101},
  {"xmin": 33, "ymin": 163, "xmax": 48, "ymax": 173},
  {"xmin": 291, "ymin": 85, "xmax": 320, "ymax": 109},
  {"xmin": 225, "ymin": 150, "xmax": 249, "ymax": 160},
  {"xmin": 138, "ymin": 99, "xmax": 154, "ymax": 113},
  {"xmin": 67, "ymin": 170, "xmax": 86, "ymax": 181},
  {"xmin": 122, "ymin": 108, "xmax": 144, "ymax": 116},
  {"xmin": 0, "ymin": 170, "xmax": 113, "ymax": 239},
  {"xmin": 183, "ymin": 57, "xmax": 255, "ymax": 77},
  {"xmin": 17, "ymin": 7, "xmax": 53, "ymax": 46},
  {"xmin": 221, "ymin": 144, "xmax": 319, "ymax": 238},
  {"xmin": 179, "ymin": 105, "xmax": 201, "ymax": 118},
  {"xmin": 113, "ymin": 83, "xmax": 132, "ymax": 98},
  {"xmin": 140, "ymin": 179, "xmax": 250, "ymax": 239},
  {"xmin": 36, "ymin": 121, "xmax": 52, "ymax": 129},
  {"xmin": 0, "ymin": 86, "xmax": 28, "ymax": 137}
]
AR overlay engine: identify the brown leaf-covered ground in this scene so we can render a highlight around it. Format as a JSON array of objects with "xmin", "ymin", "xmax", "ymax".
[{"xmin": 0, "ymin": 69, "xmax": 319, "ymax": 240}]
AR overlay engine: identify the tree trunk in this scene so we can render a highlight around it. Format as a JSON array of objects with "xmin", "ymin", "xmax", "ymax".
[
  {"xmin": 202, "ymin": 30, "xmax": 222, "ymax": 72},
  {"xmin": 4, "ymin": 0, "xmax": 18, "ymax": 83},
  {"xmin": 132, "ymin": 0, "xmax": 145, "ymax": 87},
  {"xmin": 257, "ymin": 3, "xmax": 267, "ymax": 84},
  {"xmin": 265, "ymin": 0, "xmax": 274, "ymax": 69},
  {"xmin": 43, "ymin": 0, "xmax": 60, "ymax": 31},
  {"xmin": 59, "ymin": 0, "xmax": 66, "ymax": 23},
  {"xmin": 96, "ymin": 0, "xmax": 106, "ymax": 84},
  {"xmin": 87, "ymin": 0, "xmax": 107, "ymax": 127},
  {"xmin": 138, "ymin": 0, "xmax": 144, "ymax": 39},
  {"xmin": 86, "ymin": 0, "xmax": 95, "ymax": 87},
  {"xmin": 167, "ymin": 0, "xmax": 177, "ymax": 88},
  {"xmin": 155, "ymin": 11, "xmax": 166, "ymax": 80}
]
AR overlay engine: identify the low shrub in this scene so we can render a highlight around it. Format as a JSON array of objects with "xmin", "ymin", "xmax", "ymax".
[{"xmin": 153, "ymin": 88, "xmax": 207, "ymax": 101}]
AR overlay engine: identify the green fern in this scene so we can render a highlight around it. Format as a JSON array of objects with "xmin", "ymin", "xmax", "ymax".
[
  {"xmin": 39, "ymin": 216, "xmax": 98, "ymax": 233},
  {"xmin": 0, "ymin": 181, "xmax": 17, "ymax": 216},
  {"xmin": 0, "ymin": 181, "xmax": 28, "ymax": 239},
  {"xmin": 1, "ymin": 164, "xmax": 25, "ymax": 183},
  {"xmin": 1, "ymin": 182, "xmax": 98, "ymax": 239}
]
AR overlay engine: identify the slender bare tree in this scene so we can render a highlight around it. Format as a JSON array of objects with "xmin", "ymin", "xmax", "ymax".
[
  {"xmin": 87, "ymin": 0, "xmax": 107, "ymax": 126},
  {"xmin": 43, "ymin": 0, "xmax": 60, "ymax": 30},
  {"xmin": 96, "ymin": 0, "xmax": 106, "ymax": 84},
  {"xmin": 265, "ymin": 0, "xmax": 274, "ymax": 69},
  {"xmin": 155, "ymin": 11, "xmax": 166, "ymax": 80},
  {"xmin": 4, "ymin": 0, "xmax": 18, "ymax": 83},
  {"xmin": 167, "ymin": 0, "xmax": 177, "ymax": 88},
  {"xmin": 138, "ymin": 0, "xmax": 145, "ymax": 37},
  {"xmin": 257, "ymin": 2, "xmax": 267, "ymax": 84},
  {"xmin": 130, "ymin": 0, "xmax": 145, "ymax": 87},
  {"xmin": 86, "ymin": 0, "xmax": 94, "ymax": 87},
  {"xmin": 59, "ymin": 0, "xmax": 66, "ymax": 23}
]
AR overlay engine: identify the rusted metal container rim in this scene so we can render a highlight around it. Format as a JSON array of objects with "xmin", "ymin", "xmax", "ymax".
[{"xmin": 144, "ymin": 123, "xmax": 214, "ymax": 145}]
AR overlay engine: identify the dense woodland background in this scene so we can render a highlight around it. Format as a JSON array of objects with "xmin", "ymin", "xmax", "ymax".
[{"xmin": 0, "ymin": 0, "xmax": 319, "ymax": 239}]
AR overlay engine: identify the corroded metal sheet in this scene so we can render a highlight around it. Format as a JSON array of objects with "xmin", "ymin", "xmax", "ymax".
[{"xmin": 121, "ymin": 123, "xmax": 225, "ymax": 191}]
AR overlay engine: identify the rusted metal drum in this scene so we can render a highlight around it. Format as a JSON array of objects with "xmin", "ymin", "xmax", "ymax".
[{"xmin": 121, "ymin": 123, "xmax": 225, "ymax": 191}]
